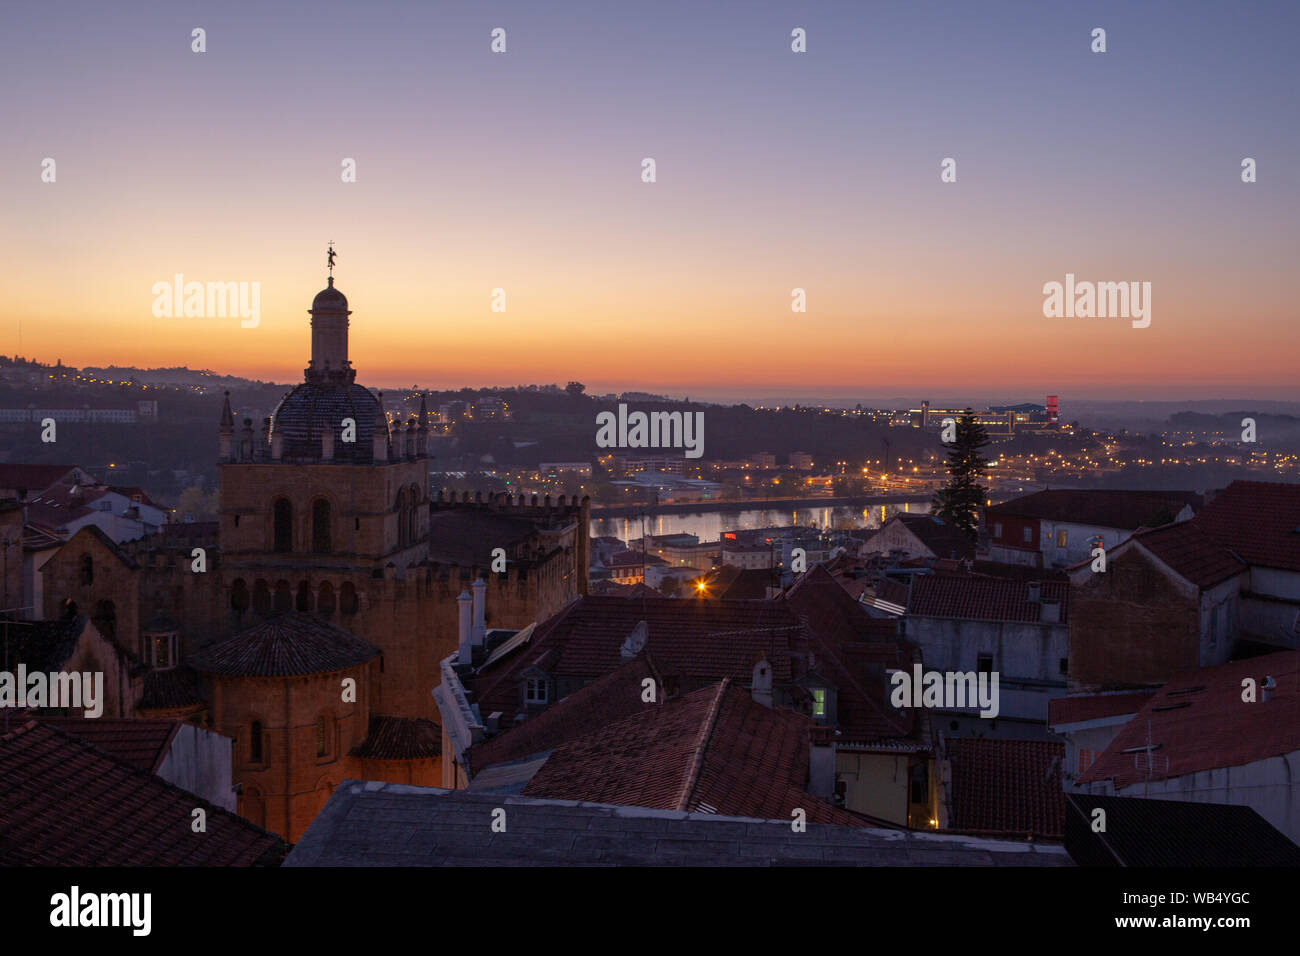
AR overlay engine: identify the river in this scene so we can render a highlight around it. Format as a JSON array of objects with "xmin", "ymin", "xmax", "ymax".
[{"xmin": 589, "ymin": 499, "xmax": 932, "ymax": 543}]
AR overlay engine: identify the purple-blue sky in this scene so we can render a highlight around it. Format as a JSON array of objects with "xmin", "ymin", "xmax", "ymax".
[{"xmin": 3, "ymin": 0, "xmax": 1297, "ymax": 401}]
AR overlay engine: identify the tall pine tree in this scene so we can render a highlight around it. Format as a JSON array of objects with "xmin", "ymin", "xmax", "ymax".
[{"xmin": 932, "ymin": 409, "xmax": 991, "ymax": 542}]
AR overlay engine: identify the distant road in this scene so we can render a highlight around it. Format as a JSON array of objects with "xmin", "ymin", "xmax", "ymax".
[{"xmin": 591, "ymin": 493, "xmax": 935, "ymax": 517}]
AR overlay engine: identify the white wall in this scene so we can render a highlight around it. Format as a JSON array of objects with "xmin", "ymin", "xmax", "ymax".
[{"xmin": 156, "ymin": 723, "xmax": 237, "ymax": 812}]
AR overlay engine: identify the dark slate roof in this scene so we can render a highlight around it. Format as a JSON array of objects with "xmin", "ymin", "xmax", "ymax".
[
  {"xmin": 986, "ymin": 489, "xmax": 1201, "ymax": 529},
  {"xmin": 189, "ymin": 613, "xmax": 379, "ymax": 677},
  {"xmin": 36, "ymin": 716, "xmax": 181, "ymax": 773},
  {"xmin": 138, "ymin": 666, "xmax": 204, "ymax": 711},
  {"xmin": 0, "ymin": 720, "xmax": 289, "ymax": 866},
  {"xmin": 269, "ymin": 382, "xmax": 383, "ymax": 462},
  {"xmin": 286, "ymin": 783, "xmax": 1072, "ymax": 866},
  {"xmin": 945, "ymin": 738, "xmax": 1065, "ymax": 840},
  {"xmin": 350, "ymin": 716, "xmax": 442, "ymax": 760},
  {"xmin": 1065, "ymin": 793, "xmax": 1300, "ymax": 866}
]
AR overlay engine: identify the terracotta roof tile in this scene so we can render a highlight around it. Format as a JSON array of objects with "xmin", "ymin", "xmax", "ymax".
[
  {"xmin": 909, "ymin": 575, "xmax": 1069, "ymax": 624},
  {"xmin": 1191, "ymin": 480, "xmax": 1300, "ymax": 572},
  {"xmin": 987, "ymin": 489, "xmax": 1200, "ymax": 529},
  {"xmin": 36, "ymin": 716, "xmax": 181, "ymax": 773},
  {"xmin": 350, "ymin": 715, "xmax": 441, "ymax": 760},
  {"xmin": 0, "ymin": 720, "xmax": 288, "ymax": 866},
  {"xmin": 189, "ymin": 612, "xmax": 378, "ymax": 677},
  {"xmin": 522, "ymin": 680, "xmax": 862, "ymax": 826},
  {"xmin": 1047, "ymin": 691, "xmax": 1157, "ymax": 727},
  {"xmin": 946, "ymin": 737, "xmax": 1064, "ymax": 839},
  {"xmin": 1129, "ymin": 521, "xmax": 1247, "ymax": 589},
  {"xmin": 1079, "ymin": 650, "xmax": 1300, "ymax": 789}
]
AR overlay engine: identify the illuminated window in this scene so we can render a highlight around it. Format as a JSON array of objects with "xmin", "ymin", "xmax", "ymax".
[
  {"xmin": 811, "ymin": 688, "xmax": 826, "ymax": 718},
  {"xmin": 1056, "ymin": 529, "xmax": 1068, "ymax": 548}
]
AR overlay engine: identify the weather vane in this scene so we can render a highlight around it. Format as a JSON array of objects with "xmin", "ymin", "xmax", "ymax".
[{"xmin": 327, "ymin": 242, "xmax": 337, "ymax": 276}]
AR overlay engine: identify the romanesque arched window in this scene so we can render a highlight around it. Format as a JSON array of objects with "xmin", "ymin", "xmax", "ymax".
[
  {"xmin": 312, "ymin": 499, "xmax": 331, "ymax": 553},
  {"xmin": 339, "ymin": 582, "xmax": 358, "ymax": 616},
  {"xmin": 318, "ymin": 581, "xmax": 336, "ymax": 616},
  {"xmin": 273, "ymin": 580, "xmax": 292, "ymax": 615},
  {"xmin": 253, "ymin": 579, "xmax": 271, "ymax": 617},
  {"xmin": 273, "ymin": 498, "xmax": 293, "ymax": 552},
  {"xmin": 296, "ymin": 581, "xmax": 311, "ymax": 613},
  {"xmin": 231, "ymin": 578, "xmax": 250, "ymax": 614},
  {"xmin": 395, "ymin": 489, "xmax": 409, "ymax": 548},
  {"xmin": 406, "ymin": 484, "xmax": 419, "ymax": 544}
]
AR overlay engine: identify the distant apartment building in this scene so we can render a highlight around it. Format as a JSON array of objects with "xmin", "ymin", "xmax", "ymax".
[
  {"xmin": 986, "ymin": 489, "xmax": 1199, "ymax": 568},
  {"xmin": 909, "ymin": 397, "xmax": 1060, "ymax": 436},
  {"xmin": 789, "ymin": 451, "xmax": 814, "ymax": 470}
]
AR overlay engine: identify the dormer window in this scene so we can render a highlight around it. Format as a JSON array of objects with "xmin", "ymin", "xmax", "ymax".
[
  {"xmin": 141, "ymin": 631, "xmax": 178, "ymax": 669},
  {"xmin": 811, "ymin": 688, "xmax": 827, "ymax": 718},
  {"xmin": 525, "ymin": 678, "xmax": 548, "ymax": 705}
]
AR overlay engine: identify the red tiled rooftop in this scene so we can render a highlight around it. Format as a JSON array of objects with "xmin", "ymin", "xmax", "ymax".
[
  {"xmin": 987, "ymin": 489, "xmax": 1200, "ymax": 529},
  {"xmin": 909, "ymin": 575, "xmax": 1069, "ymax": 624},
  {"xmin": 469, "ymin": 654, "xmax": 662, "ymax": 774},
  {"xmin": 1191, "ymin": 480, "xmax": 1300, "ymax": 572},
  {"xmin": 1128, "ymin": 521, "xmax": 1247, "ymax": 589},
  {"xmin": 36, "ymin": 716, "xmax": 181, "ymax": 773},
  {"xmin": 189, "ymin": 612, "xmax": 379, "ymax": 677},
  {"xmin": 350, "ymin": 715, "xmax": 441, "ymax": 760},
  {"xmin": 1078, "ymin": 650, "xmax": 1300, "ymax": 789},
  {"xmin": 522, "ymin": 680, "xmax": 862, "ymax": 826},
  {"xmin": 0, "ymin": 720, "xmax": 288, "ymax": 866},
  {"xmin": 945, "ymin": 737, "xmax": 1065, "ymax": 839},
  {"xmin": 1047, "ymin": 691, "xmax": 1157, "ymax": 727}
]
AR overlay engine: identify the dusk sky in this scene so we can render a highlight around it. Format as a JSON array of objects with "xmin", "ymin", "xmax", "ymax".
[{"xmin": 3, "ymin": 0, "xmax": 1297, "ymax": 401}]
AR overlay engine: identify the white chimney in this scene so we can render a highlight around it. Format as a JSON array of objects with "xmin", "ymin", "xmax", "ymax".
[
  {"xmin": 752, "ymin": 655, "xmax": 773, "ymax": 708},
  {"xmin": 457, "ymin": 590, "xmax": 473, "ymax": 664},
  {"xmin": 471, "ymin": 576, "xmax": 487, "ymax": 650},
  {"xmin": 621, "ymin": 620, "xmax": 649, "ymax": 661}
]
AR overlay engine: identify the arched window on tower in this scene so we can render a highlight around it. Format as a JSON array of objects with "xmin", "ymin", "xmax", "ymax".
[
  {"xmin": 273, "ymin": 580, "xmax": 292, "ymax": 615},
  {"xmin": 407, "ymin": 484, "xmax": 419, "ymax": 544},
  {"xmin": 312, "ymin": 499, "xmax": 331, "ymax": 553},
  {"xmin": 318, "ymin": 581, "xmax": 336, "ymax": 616},
  {"xmin": 296, "ymin": 581, "xmax": 311, "ymax": 613},
  {"xmin": 273, "ymin": 498, "xmax": 293, "ymax": 552},
  {"xmin": 395, "ymin": 489, "xmax": 409, "ymax": 548},
  {"xmin": 80, "ymin": 554, "xmax": 94, "ymax": 586},
  {"xmin": 339, "ymin": 582, "xmax": 358, "ymax": 616}
]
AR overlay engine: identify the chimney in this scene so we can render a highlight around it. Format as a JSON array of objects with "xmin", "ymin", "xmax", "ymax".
[
  {"xmin": 808, "ymin": 726, "xmax": 835, "ymax": 798},
  {"xmin": 1028, "ymin": 581, "xmax": 1042, "ymax": 604},
  {"xmin": 751, "ymin": 654, "xmax": 773, "ymax": 708},
  {"xmin": 471, "ymin": 576, "xmax": 487, "ymax": 650},
  {"xmin": 456, "ymin": 590, "xmax": 473, "ymax": 665},
  {"xmin": 620, "ymin": 620, "xmax": 649, "ymax": 661},
  {"xmin": 1263, "ymin": 675, "xmax": 1276, "ymax": 703}
]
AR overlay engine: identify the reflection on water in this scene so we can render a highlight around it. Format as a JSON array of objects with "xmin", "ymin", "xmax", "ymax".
[{"xmin": 589, "ymin": 500, "xmax": 932, "ymax": 543}]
